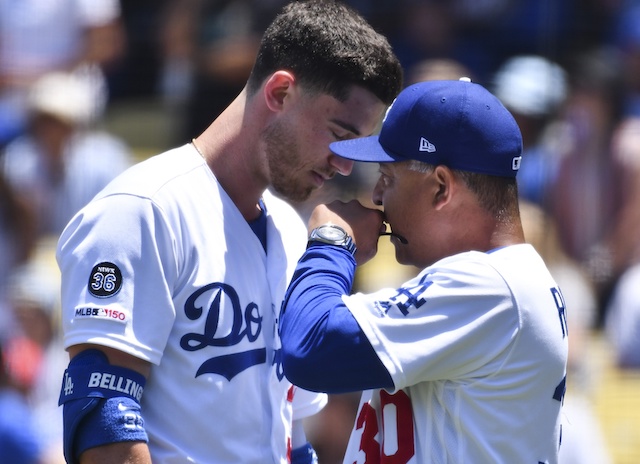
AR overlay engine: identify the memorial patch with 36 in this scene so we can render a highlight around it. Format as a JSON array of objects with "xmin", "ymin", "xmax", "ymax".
[{"xmin": 88, "ymin": 262, "xmax": 123, "ymax": 298}]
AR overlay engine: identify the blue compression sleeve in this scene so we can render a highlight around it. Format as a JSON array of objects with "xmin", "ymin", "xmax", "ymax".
[
  {"xmin": 59, "ymin": 349, "xmax": 148, "ymax": 463},
  {"xmin": 280, "ymin": 243, "xmax": 393, "ymax": 393}
]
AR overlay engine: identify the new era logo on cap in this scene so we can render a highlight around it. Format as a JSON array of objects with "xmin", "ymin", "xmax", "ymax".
[{"xmin": 419, "ymin": 137, "xmax": 436, "ymax": 153}]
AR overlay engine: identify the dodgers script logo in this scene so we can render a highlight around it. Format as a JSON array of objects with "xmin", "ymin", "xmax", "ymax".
[{"xmin": 180, "ymin": 282, "xmax": 281, "ymax": 381}]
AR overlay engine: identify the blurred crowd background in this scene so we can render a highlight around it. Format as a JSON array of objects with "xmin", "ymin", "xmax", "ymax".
[{"xmin": 1, "ymin": 0, "xmax": 640, "ymax": 463}]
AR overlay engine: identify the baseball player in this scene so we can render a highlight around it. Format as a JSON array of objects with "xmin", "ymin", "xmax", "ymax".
[
  {"xmin": 55, "ymin": 1, "xmax": 403, "ymax": 463},
  {"xmin": 279, "ymin": 79, "xmax": 569, "ymax": 463}
]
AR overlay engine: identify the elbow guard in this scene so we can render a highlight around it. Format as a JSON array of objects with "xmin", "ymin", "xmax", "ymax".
[{"xmin": 58, "ymin": 349, "xmax": 148, "ymax": 463}]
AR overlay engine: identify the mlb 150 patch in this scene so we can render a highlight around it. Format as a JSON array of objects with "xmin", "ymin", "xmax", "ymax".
[
  {"xmin": 74, "ymin": 305, "xmax": 129, "ymax": 323},
  {"xmin": 88, "ymin": 262, "xmax": 123, "ymax": 298}
]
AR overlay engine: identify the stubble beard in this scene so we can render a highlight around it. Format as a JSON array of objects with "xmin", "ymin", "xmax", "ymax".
[{"xmin": 263, "ymin": 120, "xmax": 315, "ymax": 203}]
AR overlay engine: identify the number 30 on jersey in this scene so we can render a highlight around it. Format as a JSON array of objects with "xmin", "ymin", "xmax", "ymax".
[{"xmin": 353, "ymin": 390, "xmax": 415, "ymax": 464}]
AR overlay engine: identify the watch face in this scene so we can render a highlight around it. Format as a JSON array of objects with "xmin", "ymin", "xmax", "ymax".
[
  {"xmin": 309, "ymin": 224, "xmax": 356, "ymax": 255},
  {"xmin": 318, "ymin": 226, "xmax": 346, "ymax": 241}
]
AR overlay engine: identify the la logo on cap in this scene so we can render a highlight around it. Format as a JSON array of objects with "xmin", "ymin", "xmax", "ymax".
[{"xmin": 419, "ymin": 137, "xmax": 436, "ymax": 153}]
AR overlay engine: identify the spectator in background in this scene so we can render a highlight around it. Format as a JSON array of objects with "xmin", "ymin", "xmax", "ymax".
[
  {"xmin": 1, "ymin": 71, "xmax": 133, "ymax": 237},
  {"xmin": 8, "ymin": 245, "xmax": 65, "ymax": 464},
  {"xmin": 492, "ymin": 55, "xmax": 568, "ymax": 207},
  {"xmin": 0, "ymin": 340, "xmax": 43, "ymax": 464},
  {"xmin": 159, "ymin": 0, "xmax": 289, "ymax": 143},
  {"xmin": 596, "ymin": 9, "xmax": 640, "ymax": 314},
  {"xmin": 547, "ymin": 48, "xmax": 627, "ymax": 310},
  {"xmin": 0, "ymin": 0, "xmax": 125, "ymax": 147},
  {"xmin": 602, "ymin": 98, "xmax": 640, "ymax": 368},
  {"xmin": 603, "ymin": 116, "xmax": 640, "ymax": 286},
  {"xmin": 0, "ymin": 170, "xmax": 37, "ymax": 339}
]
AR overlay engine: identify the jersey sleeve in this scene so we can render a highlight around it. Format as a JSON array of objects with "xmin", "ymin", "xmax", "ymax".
[
  {"xmin": 280, "ymin": 244, "xmax": 394, "ymax": 393},
  {"xmin": 344, "ymin": 255, "xmax": 521, "ymax": 391},
  {"xmin": 56, "ymin": 193, "xmax": 179, "ymax": 365},
  {"xmin": 291, "ymin": 387, "xmax": 328, "ymax": 420}
]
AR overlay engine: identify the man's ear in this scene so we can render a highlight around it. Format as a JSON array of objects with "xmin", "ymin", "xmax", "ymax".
[
  {"xmin": 432, "ymin": 165, "xmax": 455, "ymax": 209},
  {"xmin": 263, "ymin": 70, "xmax": 297, "ymax": 112}
]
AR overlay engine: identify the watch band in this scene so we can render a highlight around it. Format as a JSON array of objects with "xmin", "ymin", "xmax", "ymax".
[{"xmin": 308, "ymin": 224, "xmax": 357, "ymax": 255}]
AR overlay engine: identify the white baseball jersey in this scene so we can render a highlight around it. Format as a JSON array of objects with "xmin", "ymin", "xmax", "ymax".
[
  {"xmin": 56, "ymin": 144, "xmax": 326, "ymax": 463},
  {"xmin": 341, "ymin": 245, "xmax": 568, "ymax": 464}
]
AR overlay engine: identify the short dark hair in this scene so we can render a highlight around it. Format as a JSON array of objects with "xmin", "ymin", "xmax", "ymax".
[
  {"xmin": 456, "ymin": 170, "xmax": 520, "ymax": 222},
  {"xmin": 407, "ymin": 160, "xmax": 520, "ymax": 222},
  {"xmin": 247, "ymin": 0, "xmax": 403, "ymax": 105}
]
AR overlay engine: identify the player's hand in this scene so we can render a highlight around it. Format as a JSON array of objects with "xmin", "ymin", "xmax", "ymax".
[{"xmin": 308, "ymin": 200, "xmax": 385, "ymax": 265}]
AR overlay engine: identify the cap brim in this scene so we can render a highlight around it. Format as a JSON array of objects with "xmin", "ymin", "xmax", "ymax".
[{"xmin": 329, "ymin": 136, "xmax": 401, "ymax": 163}]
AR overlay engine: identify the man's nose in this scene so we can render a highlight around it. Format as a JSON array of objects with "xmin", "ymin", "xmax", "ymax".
[{"xmin": 330, "ymin": 154, "xmax": 355, "ymax": 176}]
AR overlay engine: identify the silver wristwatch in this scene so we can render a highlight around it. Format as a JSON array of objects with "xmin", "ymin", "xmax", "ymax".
[{"xmin": 308, "ymin": 224, "xmax": 357, "ymax": 255}]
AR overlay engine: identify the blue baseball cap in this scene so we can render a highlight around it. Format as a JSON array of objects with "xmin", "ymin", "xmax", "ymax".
[{"xmin": 330, "ymin": 78, "xmax": 523, "ymax": 177}]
